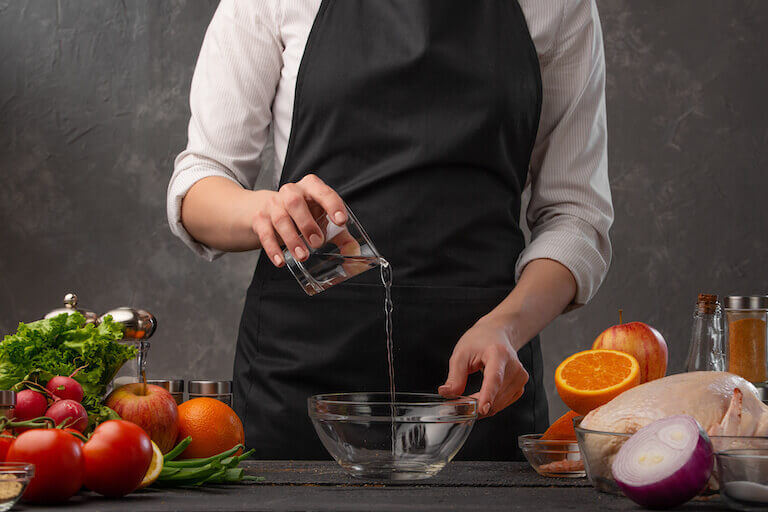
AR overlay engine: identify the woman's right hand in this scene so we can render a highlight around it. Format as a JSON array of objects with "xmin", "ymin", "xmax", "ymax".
[{"xmin": 251, "ymin": 174, "xmax": 347, "ymax": 267}]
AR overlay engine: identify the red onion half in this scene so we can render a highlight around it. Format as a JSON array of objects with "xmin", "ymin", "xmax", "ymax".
[{"xmin": 611, "ymin": 415, "xmax": 713, "ymax": 509}]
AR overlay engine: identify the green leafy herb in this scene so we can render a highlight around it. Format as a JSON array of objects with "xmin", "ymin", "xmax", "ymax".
[{"xmin": 0, "ymin": 312, "xmax": 136, "ymax": 426}]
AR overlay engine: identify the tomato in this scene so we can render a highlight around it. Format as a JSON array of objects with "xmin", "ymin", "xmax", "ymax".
[
  {"xmin": 83, "ymin": 419, "xmax": 152, "ymax": 497},
  {"xmin": 63, "ymin": 427, "xmax": 86, "ymax": 446},
  {"xmin": 6, "ymin": 429, "xmax": 84, "ymax": 503},
  {"xmin": 0, "ymin": 430, "xmax": 14, "ymax": 461}
]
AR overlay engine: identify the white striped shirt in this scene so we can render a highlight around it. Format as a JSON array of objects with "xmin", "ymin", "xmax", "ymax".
[{"xmin": 167, "ymin": 0, "xmax": 614, "ymax": 305}]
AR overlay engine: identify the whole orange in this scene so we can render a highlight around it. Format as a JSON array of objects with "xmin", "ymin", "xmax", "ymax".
[{"xmin": 176, "ymin": 398, "xmax": 245, "ymax": 459}]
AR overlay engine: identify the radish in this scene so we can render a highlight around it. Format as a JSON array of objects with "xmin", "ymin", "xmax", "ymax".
[
  {"xmin": 612, "ymin": 415, "xmax": 713, "ymax": 509},
  {"xmin": 45, "ymin": 376, "xmax": 84, "ymax": 403},
  {"xmin": 15, "ymin": 389, "xmax": 48, "ymax": 421},
  {"xmin": 46, "ymin": 399, "xmax": 88, "ymax": 432}
]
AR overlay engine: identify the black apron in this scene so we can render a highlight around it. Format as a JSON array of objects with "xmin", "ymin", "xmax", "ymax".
[{"xmin": 234, "ymin": 0, "xmax": 548, "ymax": 461}]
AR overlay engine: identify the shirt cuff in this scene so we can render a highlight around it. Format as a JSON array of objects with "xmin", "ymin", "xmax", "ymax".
[
  {"xmin": 166, "ymin": 161, "xmax": 242, "ymax": 262},
  {"xmin": 515, "ymin": 229, "xmax": 610, "ymax": 308}
]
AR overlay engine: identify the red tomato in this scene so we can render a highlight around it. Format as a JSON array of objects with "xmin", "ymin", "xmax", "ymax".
[
  {"xmin": 0, "ymin": 430, "xmax": 14, "ymax": 461},
  {"xmin": 83, "ymin": 419, "xmax": 152, "ymax": 497},
  {"xmin": 6, "ymin": 429, "xmax": 84, "ymax": 503},
  {"xmin": 63, "ymin": 427, "xmax": 85, "ymax": 445}
]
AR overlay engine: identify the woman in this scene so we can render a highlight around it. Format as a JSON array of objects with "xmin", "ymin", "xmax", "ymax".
[{"xmin": 167, "ymin": 0, "xmax": 613, "ymax": 460}]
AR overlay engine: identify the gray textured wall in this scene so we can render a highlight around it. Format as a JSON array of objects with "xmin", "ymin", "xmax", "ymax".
[{"xmin": 1, "ymin": 1, "xmax": 766, "ymax": 422}]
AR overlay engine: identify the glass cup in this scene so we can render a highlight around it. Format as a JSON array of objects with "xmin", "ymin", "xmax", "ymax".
[{"xmin": 283, "ymin": 203, "xmax": 382, "ymax": 295}]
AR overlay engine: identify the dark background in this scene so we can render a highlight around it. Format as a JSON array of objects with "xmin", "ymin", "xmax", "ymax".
[{"xmin": 1, "ymin": 1, "xmax": 766, "ymax": 422}]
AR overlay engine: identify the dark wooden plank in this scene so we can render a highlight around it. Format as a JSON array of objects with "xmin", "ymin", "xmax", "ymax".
[
  {"xmin": 241, "ymin": 461, "xmax": 591, "ymax": 487},
  {"xmin": 18, "ymin": 485, "xmax": 727, "ymax": 512},
  {"xmin": 14, "ymin": 462, "xmax": 729, "ymax": 511}
]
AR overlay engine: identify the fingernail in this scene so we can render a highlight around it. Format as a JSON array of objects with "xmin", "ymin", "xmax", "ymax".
[
  {"xmin": 334, "ymin": 211, "xmax": 346, "ymax": 224},
  {"xmin": 482, "ymin": 403, "xmax": 491, "ymax": 415},
  {"xmin": 438, "ymin": 385, "xmax": 449, "ymax": 393},
  {"xmin": 273, "ymin": 254, "xmax": 283, "ymax": 266},
  {"xmin": 309, "ymin": 234, "xmax": 322, "ymax": 247},
  {"xmin": 295, "ymin": 246, "xmax": 308, "ymax": 260}
]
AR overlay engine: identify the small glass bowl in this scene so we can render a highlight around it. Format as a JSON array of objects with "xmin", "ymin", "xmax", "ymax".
[
  {"xmin": 308, "ymin": 392, "xmax": 477, "ymax": 481},
  {"xmin": 0, "ymin": 463, "xmax": 34, "ymax": 511},
  {"xmin": 573, "ymin": 420, "xmax": 631, "ymax": 494},
  {"xmin": 716, "ymin": 449, "xmax": 768, "ymax": 511},
  {"xmin": 574, "ymin": 416, "xmax": 768, "ymax": 496},
  {"xmin": 518, "ymin": 434, "xmax": 584, "ymax": 478}
]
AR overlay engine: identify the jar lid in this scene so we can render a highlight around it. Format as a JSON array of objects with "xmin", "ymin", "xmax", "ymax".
[
  {"xmin": 756, "ymin": 383, "xmax": 767, "ymax": 403},
  {"xmin": 0, "ymin": 390, "xmax": 16, "ymax": 407},
  {"xmin": 147, "ymin": 379, "xmax": 184, "ymax": 393},
  {"xmin": 43, "ymin": 293, "xmax": 100, "ymax": 324},
  {"xmin": 724, "ymin": 295, "xmax": 768, "ymax": 310},
  {"xmin": 188, "ymin": 380, "xmax": 232, "ymax": 395}
]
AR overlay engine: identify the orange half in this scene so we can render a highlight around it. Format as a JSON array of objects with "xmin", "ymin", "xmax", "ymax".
[{"xmin": 555, "ymin": 349, "xmax": 640, "ymax": 416}]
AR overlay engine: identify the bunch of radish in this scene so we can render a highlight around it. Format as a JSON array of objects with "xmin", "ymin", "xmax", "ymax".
[{"xmin": 15, "ymin": 371, "xmax": 88, "ymax": 432}]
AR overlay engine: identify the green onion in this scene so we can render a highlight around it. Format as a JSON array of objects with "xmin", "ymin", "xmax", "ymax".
[{"xmin": 163, "ymin": 436, "xmax": 192, "ymax": 461}]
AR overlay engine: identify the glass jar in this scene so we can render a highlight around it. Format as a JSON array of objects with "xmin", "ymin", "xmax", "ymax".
[
  {"xmin": 147, "ymin": 379, "xmax": 184, "ymax": 405},
  {"xmin": 725, "ymin": 296, "xmax": 768, "ymax": 384},
  {"xmin": 187, "ymin": 381, "xmax": 232, "ymax": 407},
  {"xmin": 0, "ymin": 391, "xmax": 15, "ymax": 420}
]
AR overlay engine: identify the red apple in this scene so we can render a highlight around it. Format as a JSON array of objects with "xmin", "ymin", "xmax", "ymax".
[
  {"xmin": 105, "ymin": 383, "xmax": 179, "ymax": 453},
  {"xmin": 592, "ymin": 320, "xmax": 668, "ymax": 383}
]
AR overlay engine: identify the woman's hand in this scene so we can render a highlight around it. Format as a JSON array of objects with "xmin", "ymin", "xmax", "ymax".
[
  {"xmin": 438, "ymin": 317, "xmax": 529, "ymax": 419},
  {"xmin": 250, "ymin": 174, "xmax": 347, "ymax": 267}
]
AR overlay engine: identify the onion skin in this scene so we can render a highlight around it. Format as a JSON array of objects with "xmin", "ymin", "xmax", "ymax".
[{"xmin": 612, "ymin": 416, "xmax": 714, "ymax": 509}]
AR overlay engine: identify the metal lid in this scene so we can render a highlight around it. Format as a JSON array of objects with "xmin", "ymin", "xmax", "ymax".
[
  {"xmin": 100, "ymin": 307, "xmax": 157, "ymax": 340},
  {"xmin": 0, "ymin": 390, "xmax": 15, "ymax": 407},
  {"xmin": 756, "ymin": 384, "xmax": 767, "ymax": 403},
  {"xmin": 724, "ymin": 295, "xmax": 768, "ymax": 310},
  {"xmin": 188, "ymin": 380, "xmax": 232, "ymax": 395},
  {"xmin": 147, "ymin": 379, "xmax": 184, "ymax": 393},
  {"xmin": 44, "ymin": 293, "xmax": 100, "ymax": 324}
]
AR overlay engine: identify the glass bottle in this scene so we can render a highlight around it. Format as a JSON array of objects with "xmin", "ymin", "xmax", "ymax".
[{"xmin": 685, "ymin": 293, "xmax": 726, "ymax": 372}]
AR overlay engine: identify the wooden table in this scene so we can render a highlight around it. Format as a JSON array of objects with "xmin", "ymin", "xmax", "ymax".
[{"xmin": 21, "ymin": 461, "xmax": 729, "ymax": 511}]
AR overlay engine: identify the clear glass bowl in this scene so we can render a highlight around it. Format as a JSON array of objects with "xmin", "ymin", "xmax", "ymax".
[
  {"xmin": 518, "ymin": 434, "xmax": 584, "ymax": 478},
  {"xmin": 0, "ymin": 463, "xmax": 34, "ymax": 511},
  {"xmin": 716, "ymin": 449, "xmax": 768, "ymax": 511},
  {"xmin": 574, "ymin": 416, "xmax": 768, "ymax": 496},
  {"xmin": 308, "ymin": 392, "xmax": 477, "ymax": 480}
]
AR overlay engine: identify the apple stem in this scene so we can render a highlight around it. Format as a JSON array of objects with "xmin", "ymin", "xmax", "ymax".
[{"xmin": 619, "ymin": 309, "xmax": 623, "ymax": 325}]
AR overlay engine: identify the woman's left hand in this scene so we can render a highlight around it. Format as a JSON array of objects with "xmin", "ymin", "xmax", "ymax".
[{"xmin": 438, "ymin": 318, "xmax": 529, "ymax": 418}]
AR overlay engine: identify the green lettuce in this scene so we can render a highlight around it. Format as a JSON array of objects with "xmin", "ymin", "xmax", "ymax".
[{"xmin": 0, "ymin": 312, "xmax": 136, "ymax": 425}]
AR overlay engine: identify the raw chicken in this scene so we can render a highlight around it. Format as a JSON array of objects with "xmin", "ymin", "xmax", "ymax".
[
  {"xmin": 578, "ymin": 372, "xmax": 768, "ymax": 492},
  {"xmin": 581, "ymin": 372, "xmax": 768, "ymax": 436}
]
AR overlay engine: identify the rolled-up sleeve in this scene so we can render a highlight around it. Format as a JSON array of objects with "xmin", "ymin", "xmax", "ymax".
[
  {"xmin": 167, "ymin": 0, "xmax": 282, "ymax": 260},
  {"xmin": 516, "ymin": 0, "xmax": 614, "ymax": 306}
]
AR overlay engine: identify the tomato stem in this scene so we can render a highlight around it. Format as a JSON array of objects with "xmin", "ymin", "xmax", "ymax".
[{"xmin": 1, "ymin": 415, "xmax": 57, "ymax": 431}]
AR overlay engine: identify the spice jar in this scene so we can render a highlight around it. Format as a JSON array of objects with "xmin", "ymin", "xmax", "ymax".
[
  {"xmin": 188, "ymin": 381, "xmax": 232, "ymax": 406},
  {"xmin": 147, "ymin": 380, "xmax": 184, "ymax": 406},
  {"xmin": 725, "ymin": 296, "xmax": 768, "ymax": 384},
  {"xmin": 0, "ymin": 391, "xmax": 15, "ymax": 420},
  {"xmin": 101, "ymin": 306, "xmax": 157, "ymax": 390}
]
